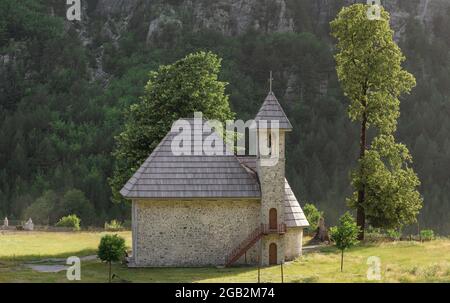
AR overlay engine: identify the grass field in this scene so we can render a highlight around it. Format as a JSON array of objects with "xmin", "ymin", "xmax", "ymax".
[{"xmin": 0, "ymin": 231, "xmax": 449, "ymax": 283}]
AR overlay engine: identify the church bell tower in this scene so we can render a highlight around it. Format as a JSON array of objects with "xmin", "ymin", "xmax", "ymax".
[{"xmin": 255, "ymin": 73, "xmax": 293, "ymax": 266}]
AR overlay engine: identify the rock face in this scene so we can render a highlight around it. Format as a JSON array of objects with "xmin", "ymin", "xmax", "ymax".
[
  {"xmin": 86, "ymin": 0, "xmax": 450, "ymax": 39},
  {"xmin": 63, "ymin": 0, "xmax": 449, "ymax": 82}
]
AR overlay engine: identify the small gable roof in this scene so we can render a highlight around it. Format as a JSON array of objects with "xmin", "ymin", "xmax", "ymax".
[
  {"xmin": 120, "ymin": 119, "xmax": 261, "ymax": 199},
  {"xmin": 255, "ymin": 92, "xmax": 293, "ymax": 130}
]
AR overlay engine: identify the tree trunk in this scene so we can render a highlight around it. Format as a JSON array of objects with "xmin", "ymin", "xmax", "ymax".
[
  {"xmin": 313, "ymin": 217, "xmax": 330, "ymax": 243},
  {"xmin": 356, "ymin": 113, "xmax": 367, "ymax": 240},
  {"xmin": 109, "ymin": 261, "xmax": 112, "ymax": 283},
  {"xmin": 340, "ymin": 250, "xmax": 344, "ymax": 272}
]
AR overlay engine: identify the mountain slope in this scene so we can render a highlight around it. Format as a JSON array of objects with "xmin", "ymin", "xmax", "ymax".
[{"xmin": 1, "ymin": 0, "xmax": 449, "ymax": 233}]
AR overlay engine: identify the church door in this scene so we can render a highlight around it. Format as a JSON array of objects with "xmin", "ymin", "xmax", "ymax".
[
  {"xmin": 269, "ymin": 208, "xmax": 277, "ymax": 230},
  {"xmin": 269, "ymin": 243, "xmax": 277, "ymax": 265}
]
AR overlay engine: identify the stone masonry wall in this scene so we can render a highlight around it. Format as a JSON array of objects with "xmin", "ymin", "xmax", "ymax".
[
  {"xmin": 258, "ymin": 130, "xmax": 286, "ymax": 265},
  {"xmin": 132, "ymin": 199, "xmax": 260, "ymax": 267},
  {"xmin": 284, "ymin": 227, "xmax": 303, "ymax": 261}
]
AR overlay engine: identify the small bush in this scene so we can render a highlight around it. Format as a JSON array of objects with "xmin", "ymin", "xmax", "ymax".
[
  {"xmin": 386, "ymin": 229, "xmax": 401, "ymax": 241},
  {"xmin": 420, "ymin": 229, "xmax": 435, "ymax": 241},
  {"xmin": 365, "ymin": 227, "xmax": 385, "ymax": 242},
  {"xmin": 104, "ymin": 220, "xmax": 124, "ymax": 231},
  {"xmin": 55, "ymin": 214, "xmax": 81, "ymax": 231},
  {"xmin": 303, "ymin": 203, "xmax": 323, "ymax": 232},
  {"xmin": 98, "ymin": 234, "xmax": 127, "ymax": 282}
]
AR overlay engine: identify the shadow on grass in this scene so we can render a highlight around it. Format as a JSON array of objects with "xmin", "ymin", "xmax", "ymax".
[
  {"xmin": 1, "ymin": 252, "xmax": 260, "ymax": 283},
  {"xmin": 317, "ymin": 243, "xmax": 380, "ymax": 254},
  {"xmin": 0, "ymin": 248, "xmax": 97, "ymax": 262}
]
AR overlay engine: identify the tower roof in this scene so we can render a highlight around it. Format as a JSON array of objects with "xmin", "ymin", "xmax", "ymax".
[{"xmin": 254, "ymin": 92, "xmax": 293, "ymax": 130}]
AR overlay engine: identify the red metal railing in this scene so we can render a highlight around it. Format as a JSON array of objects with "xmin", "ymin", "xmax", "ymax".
[
  {"xmin": 262, "ymin": 223, "xmax": 286, "ymax": 235},
  {"xmin": 225, "ymin": 224, "xmax": 264, "ymax": 266},
  {"xmin": 225, "ymin": 223, "xmax": 287, "ymax": 267}
]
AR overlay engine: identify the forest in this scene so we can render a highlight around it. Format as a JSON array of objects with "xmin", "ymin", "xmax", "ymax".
[{"xmin": 0, "ymin": 0, "xmax": 449, "ymax": 233}]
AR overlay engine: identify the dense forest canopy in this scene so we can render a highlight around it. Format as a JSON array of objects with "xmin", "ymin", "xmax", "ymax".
[{"xmin": 0, "ymin": 0, "xmax": 449, "ymax": 233}]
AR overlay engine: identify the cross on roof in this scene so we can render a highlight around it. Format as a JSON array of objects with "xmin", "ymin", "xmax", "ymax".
[{"xmin": 269, "ymin": 71, "xmax": 273, "ymax": 93}]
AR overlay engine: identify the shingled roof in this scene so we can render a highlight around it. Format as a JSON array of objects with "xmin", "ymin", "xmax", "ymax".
[
  {"xmin": 284, "ymin": 180, "xmax": 309, "ymax": 228},
  {"xmin": 255, "ymin": 92, "xmax": 293, "ymax": 130},
  {"xmin": 120, "ymin": 119, "xmax": 261, "ymax": 199}
]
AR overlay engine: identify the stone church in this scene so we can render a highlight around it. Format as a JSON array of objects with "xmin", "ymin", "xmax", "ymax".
[{"xmin": 120, "ymin": 90, "xmax": 309, "ymax": 267}]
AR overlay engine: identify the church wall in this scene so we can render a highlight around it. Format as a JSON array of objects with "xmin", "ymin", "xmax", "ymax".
[
  {"xmin": 132, "ymin": 198, "xmax": 260, "ymax": 267},
  {"xmin": 284, "ymin": 227, "xmax": 303, "ymax": 261}
]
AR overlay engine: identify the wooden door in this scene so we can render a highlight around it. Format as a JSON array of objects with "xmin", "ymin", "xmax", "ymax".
[
  {"xmin": 269, "ymin": 243, "xmax": 277, "ymax": 265},
  {"xmin": 269, "ymin": 208, "xmax": 277, "ymax": 230}
]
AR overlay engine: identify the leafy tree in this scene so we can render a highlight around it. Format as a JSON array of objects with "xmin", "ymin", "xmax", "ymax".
[
  {"xmin": 97, "ymin": 234, "xmax": 127, "ymax": 283},
  {"xmin": 110, "ymin": 51, "xmax": 234, "ymax": 203},
  {"xmin": 23, "ymin": 190, "xmax": 57, "ymax": 225},
  {"xmin": 330, "ymin": 212, "xmax": 360, "ymax": 272},
  {"xmin": 331, "ymin": 4, "xmax": 421, "ymax": 238},
  {"xmin": 351, "ymin": 135, "xmax": 422, "ymax": 229},
  {"xmin": 420, "ymin": 229, "xmax": 435, "ymax": 241},
  {"xmin": 55, "ymin": 214, "xmax": 81, "ymax": 231},
  {"xmin": 303, "ymin": 203, "xmax": 323, "ymax": 232}
]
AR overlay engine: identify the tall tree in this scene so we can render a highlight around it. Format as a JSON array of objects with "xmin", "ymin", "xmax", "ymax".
[
  {"xmin": 330, "ymin": 4, "xmax": 422, "ymax": 239},
  {"xmin": 109, "ymin": 51, "xmax": 235, "ymax": 203}
]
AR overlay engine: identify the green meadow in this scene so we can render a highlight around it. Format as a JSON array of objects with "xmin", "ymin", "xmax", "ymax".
[{"xmin": 0, "ymin": 231, "xmax": 449, "ymax": 283}]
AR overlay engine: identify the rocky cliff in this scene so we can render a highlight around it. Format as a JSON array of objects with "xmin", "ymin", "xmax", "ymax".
[
  {"xmin": 66, "ymin": 0, "xmax": 449, "ymax": 81},
  {"xmin": 85, "ymin": 0, "xmax": 448, "ymax": 38}
]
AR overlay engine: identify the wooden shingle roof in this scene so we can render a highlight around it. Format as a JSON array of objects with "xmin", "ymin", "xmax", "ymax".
[
  {"xmin": 255, "ymin": 92, "xmax": 293, "ymax": 130},
  {"xmin": 120, "ymin": 119, "xmax": 261, "ymax": 199},
  {"xmin": 284, "ymin": 180, "xmax": 309, "ymax": 228}
]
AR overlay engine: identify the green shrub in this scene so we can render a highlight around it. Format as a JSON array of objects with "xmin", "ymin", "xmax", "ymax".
[
  {"xmin": 364, "ymin": 226, "xmax": 384, "ymax": 242},
  {"xmin": 98, "ymin": 234, "xmax": 127, "ymax": 282},
  {"xmin": 303, "ymin": 203, "xmax": 323, "ymax": 232},
  {"xmin": 386, "ymin": 229, "xmax": 401, "ymax": 241},
  {"xmin": 104, "ymin": 220, "xmax": 124, "ymax": 231},
  {"xmin": 55, "ymin": 214, "xmax": 81, "ymax": 231},
  {"xmin": 420, "ymin": 229, "xmax": 435, "ymax": 241}
]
